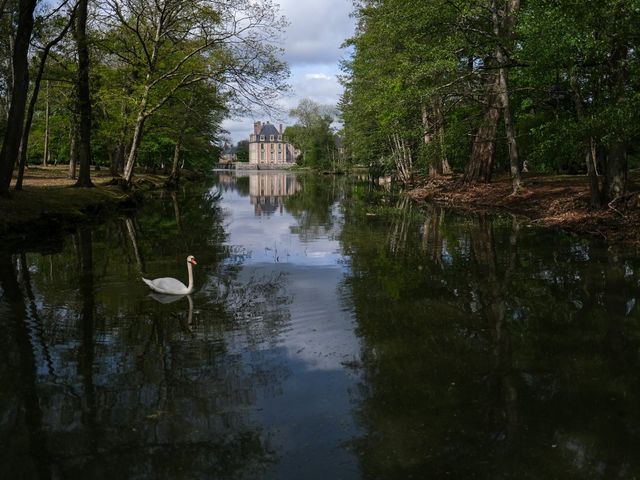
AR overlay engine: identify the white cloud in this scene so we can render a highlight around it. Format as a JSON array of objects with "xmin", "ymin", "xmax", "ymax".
[
  {"xmin": 222, "ymin": 2, "xmax": 355, "ymax": 143},
  {"xmin": 279, "ymin": 0, "xmax": 355, "ymax": 66}
]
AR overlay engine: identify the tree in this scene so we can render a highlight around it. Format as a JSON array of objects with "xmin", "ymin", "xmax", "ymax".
[
  {"xmin": 287, "ymin": 98, "xmax": 337, "ymax": 170},
  {"xmin": 73, "ymin": 0, "xmax": 93, "ymax": 187},
  {"xmin": 236, "ymin": 140, "xmax": 249, "ymax": 162},
  {"xmin": 99, "ymin": 0, "xmax": 288, "ymax": 187},
  {"xmin": 341, "ymin": 0, "xmax": 640, "ymax": 205},
  {"xmin": 15, "ymin": 6, "xmax": 76, "ymax": 190},
  {"xmin": 0, "ymin": 0, "xmax": 38, "ymax": 196}
]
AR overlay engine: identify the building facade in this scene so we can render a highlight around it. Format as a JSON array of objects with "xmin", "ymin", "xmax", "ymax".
[{"xmin": 248, "ymin": 121, "xmax": 297, "ymax": 165}]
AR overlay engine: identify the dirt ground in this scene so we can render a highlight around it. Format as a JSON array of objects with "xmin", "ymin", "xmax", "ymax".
[
  {"xmin": 407, "ymin": 172, "xmax": 640, "ymax": 245},
  {"xmin": 10, "ymin": 165, "xmax": 116, "ymax": 187}
]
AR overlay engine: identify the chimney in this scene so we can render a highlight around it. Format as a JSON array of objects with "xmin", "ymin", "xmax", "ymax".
[
  {"xmin": 253, "ymin": 121, "xmax": 261, "ymax": 135},
  {"xmin": 279, "ymin": 123, "xmax": 283, "ymax": 134}
]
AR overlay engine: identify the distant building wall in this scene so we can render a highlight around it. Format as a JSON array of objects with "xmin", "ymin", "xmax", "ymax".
[{"xmin": 248, "ymin": 121, "xmax": 297, "ymax": 165}]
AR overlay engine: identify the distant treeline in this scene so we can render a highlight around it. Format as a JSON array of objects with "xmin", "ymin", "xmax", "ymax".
[
  {"xmin": 0, "ymin": 0, "xmax": 288, "ymax": 194},
  {"xmin": 339, "ymin": 0, "xmax": 640, "ymax": 207}
]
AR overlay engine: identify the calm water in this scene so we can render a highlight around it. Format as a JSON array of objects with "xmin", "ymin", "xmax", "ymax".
[{"xmin": 1, "ymin": 171, "xmax": 639, "ymax": 479}]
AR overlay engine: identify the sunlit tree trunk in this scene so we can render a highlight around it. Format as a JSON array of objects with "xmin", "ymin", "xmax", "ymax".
[{"xmin": 74, "ymin": 0, "xmax": 93, "ymax": 187}]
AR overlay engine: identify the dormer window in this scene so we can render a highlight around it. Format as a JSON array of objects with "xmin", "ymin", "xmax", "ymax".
[
  {"xmin": 270, "ymin": 135, "xmax": 274, "ymax": 141},
  {"xmin": 260, "ymin": 135, "xmax": 265, "ymax": 141},
  {"xmin": 277, "ymin": 135, "xmax": 282, "ymax": 141}
]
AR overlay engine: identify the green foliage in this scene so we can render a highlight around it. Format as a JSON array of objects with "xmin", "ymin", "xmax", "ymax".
[
  {"xmin": 286, "ymin": 98, "xmax": 339, "ymax": 170},
  {"xmin": 340, "ymin": 0, "xmax": 640, "ymax": 191},
  {"xmin": 1, "ymin": 0, "xmax": 288, "ymax": 182},
  {"xmin": 235, "ymin": 140, "xmax": 249, "ymax": 162}
]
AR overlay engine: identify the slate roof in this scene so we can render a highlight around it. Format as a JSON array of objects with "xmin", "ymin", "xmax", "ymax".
[{"xmin": 257, "ymin": 123, "xmax": 281, "ymax": 141}]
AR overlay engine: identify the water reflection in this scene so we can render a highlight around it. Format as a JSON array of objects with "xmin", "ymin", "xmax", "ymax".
[
  {"xmin": 1, "ymin": 173, "xmax": 639, "ymax": 478},
  {"xmin": 340, "ymin": 183, "xmax": 640, "ymax": 478}
]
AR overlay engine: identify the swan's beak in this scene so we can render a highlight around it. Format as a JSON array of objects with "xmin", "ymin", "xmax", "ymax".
[{"xmin": 190, "ymin": 258, "xmax": 198, "ymax": 265}]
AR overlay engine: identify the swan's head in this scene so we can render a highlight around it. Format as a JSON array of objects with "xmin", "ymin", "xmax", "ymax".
[{"xmin": 187, "ymin": 255, "xmax": 198, "ymax": 266}]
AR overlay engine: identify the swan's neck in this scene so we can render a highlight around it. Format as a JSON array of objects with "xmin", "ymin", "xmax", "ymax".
[{"xmin": 186, "ymin": 261, "xmax": 194, "ymax": 293}]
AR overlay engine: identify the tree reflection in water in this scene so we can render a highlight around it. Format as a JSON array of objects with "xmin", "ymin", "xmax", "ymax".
[
  {"xmin": 2, "ymin": 176, "xmax": 640, "ymax": 479},
  {"xmin": 340, "ymin": 181, "xmax": 640, "ymax": 478},
  {"xmin": 0, "ymin": 189, "xmax": 290, "ymax": 479}
]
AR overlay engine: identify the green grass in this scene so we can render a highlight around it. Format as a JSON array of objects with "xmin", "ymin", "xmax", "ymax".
[{"xmin": 0, "ymin": 185, "xmax": 135, "ymax": 237}]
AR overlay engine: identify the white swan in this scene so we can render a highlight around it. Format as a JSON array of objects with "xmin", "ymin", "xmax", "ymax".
[{"xmin": 142, "ymin": 255, "xmax": 197, "ymax": 295}]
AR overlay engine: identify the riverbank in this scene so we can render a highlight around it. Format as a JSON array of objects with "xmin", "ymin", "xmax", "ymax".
[
  {"xmin": 407, "ymin": 172, "xmax": 640, "ymax": 244},
  {"xmin": 0, "ymin": 166, "xmax": 196, "ymax": 245}
]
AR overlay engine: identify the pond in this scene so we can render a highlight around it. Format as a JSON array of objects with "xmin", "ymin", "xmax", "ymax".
[{"xmin": 1, "ymin": 171, "xmax": 639, "ymax": 479}]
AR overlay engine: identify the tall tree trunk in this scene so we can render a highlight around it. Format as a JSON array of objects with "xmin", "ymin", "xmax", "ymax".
[
  {"xmin": 497, "ymin": 61, "xmax": 521, "ymax": 193},
  {"xmin": 123, "ymin": 109, "xmax": 148, "ymax": 185},
  {"xmin": 493, "ymin": 0, "xmax": 522, "ymax": 194},
  {"xmin": 0, "ymin": 0, "xmax": 38, "ymax": 195},
  {"xmin": 569, "ymin": 71, "xmax": 601, "ymax": 208},
  {"xmin": 16, "ymin": 9, "xmax": 75, "ymax": 190},
  {"xmin": 112, "ymin": 131, "xmax": 126, "ymax": 176},
  {"xmin": 422, "ymin": 102, "xmax": 451, "ymax": 176},
  {"xmin": 122, "ymin": 14, "xmax": 163, "ymax": 187},
  {"xmin": 433, "ymin": 100, "xmax": 451, "ymax": 175},
  {"xmin": 68, "ymin": 124, "xmax": 78, "ymax": 179},
  {"xmin": 464, "ymin": 75, "xmax": 501, "ymax": 183},
  {"xmin": 74, "ymin": 0, "xmax": 93, "ymax": 188},
  {"xmin": 602, "ymin": 45, "xmax": 629, "ymax": 204},
  {"xmin": 168, "ymin": 131, "xmax": 184, "ymax": 185},
  {"xmin": 604, "ymin": 143, "xmax": 627, "ymax": 203},
  {"xmin": 43, "ymin": 81, "xmax": 50, "ymax": 167}
]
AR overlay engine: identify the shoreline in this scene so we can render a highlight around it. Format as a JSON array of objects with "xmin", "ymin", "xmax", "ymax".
[
  {"xmin": 406, "ymin": 173, "xmax": 640, "ymax": 245},
  {"xmin": 0, "ymin": 166, "xmax": 202, "ymax": 249}
]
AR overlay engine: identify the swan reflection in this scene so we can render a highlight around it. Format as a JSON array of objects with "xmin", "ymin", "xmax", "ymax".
[{"xmin": 148, "ymin": 292, "xmax": 194, "ymax": 329}]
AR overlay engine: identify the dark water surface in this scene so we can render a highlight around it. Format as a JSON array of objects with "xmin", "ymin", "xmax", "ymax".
[{"xmin": 1, "ymin": 171, "xmax": 639, "ymax": 479}]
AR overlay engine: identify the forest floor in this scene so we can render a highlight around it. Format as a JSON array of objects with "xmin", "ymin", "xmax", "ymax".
[
  {"xmin": 1, "ymin": 166, "xmax": 183, "ymax": 242},
  {"xmin": 407, "ymin": 171, "xmax": 640, "ymax": 245}
]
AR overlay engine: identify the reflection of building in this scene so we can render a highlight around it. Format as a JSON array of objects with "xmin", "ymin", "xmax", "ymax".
[
  {"xmin": 249, "ymin": 121, "xmax": 297, "ymax": 165},
  {"xmin": 249, "ymin": 173, "xmax": 301, "ymax": 215}
]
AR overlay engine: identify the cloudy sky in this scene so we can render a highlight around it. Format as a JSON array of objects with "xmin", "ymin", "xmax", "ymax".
[{"xmin": 222, "ymin": 0, "xmax": 356, "ymax": 143}]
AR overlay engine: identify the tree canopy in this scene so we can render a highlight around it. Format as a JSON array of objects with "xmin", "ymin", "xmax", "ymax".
[
  {"xmin": 340, "ymin": 0, "xmax": 640, "ymax": 204},
  {"xmin": 0, "ymin": 0, "xmax": 289, "ymax": 193}
]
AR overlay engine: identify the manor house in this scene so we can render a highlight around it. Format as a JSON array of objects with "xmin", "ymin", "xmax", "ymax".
[{"xmin": 248, "ymin": 121, "xmax": 297, "ymax": 165}]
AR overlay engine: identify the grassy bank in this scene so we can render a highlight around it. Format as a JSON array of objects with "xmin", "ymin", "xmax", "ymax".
[{"xmin": 0, "ymin": 166, "xmax": 187, "ymax": 243}]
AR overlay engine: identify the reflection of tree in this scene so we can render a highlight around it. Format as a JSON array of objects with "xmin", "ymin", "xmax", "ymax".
[
  {"xmin": 0, "ymin": 182, "xmax": 291, "ymax": 478},
  {"xmin": 469, "ymin": 215, "xmax": 518, "ymax": 442},
  {"xmin": 0, "ymin": 254, "xmax": 52, "ymax": 478},
  {"xmin": 284, "ymin": 174, "xmax": 341, "ymax": 241},
  {"xmin": 339, "ymin": 185, "xmax": 640, "ymax": 478},
  {"xmin": 77, "ymin": 227, "xmax": 99, "ymax": 455}
]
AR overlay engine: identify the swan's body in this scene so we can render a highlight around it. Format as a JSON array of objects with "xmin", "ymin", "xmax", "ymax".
[{"xmin": 142, "ymin": 255, "xmax": 197, "ymax": 295}]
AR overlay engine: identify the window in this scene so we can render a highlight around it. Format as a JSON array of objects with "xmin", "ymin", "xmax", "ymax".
[
  {"xmin": 270, "ymin": 135, "xmax": 274, "ymax": 141},
  {"xmin": 260, "ymin": 135, "xmax": 265, "ymax": 141},
  {"xmin": 278, "ymin": 135, "xmax": 282, "ymax": 141}
]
